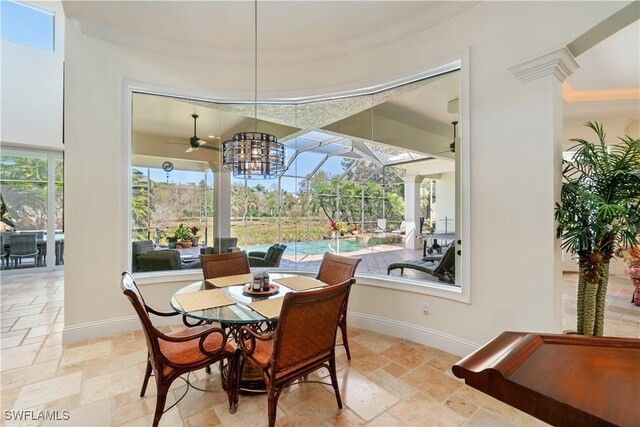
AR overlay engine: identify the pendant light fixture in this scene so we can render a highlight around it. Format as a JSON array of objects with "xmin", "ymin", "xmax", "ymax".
[{"xmin": 221, "ymin": 0, "xmax": 285, "ymax": 179}]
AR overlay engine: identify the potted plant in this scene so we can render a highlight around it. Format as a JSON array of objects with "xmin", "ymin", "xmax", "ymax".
[
  {"xmin": 336, "ymin": 221, "xmax": 348, "ymax": 236},
  {"xmin": 351, "ymin": 224, "xmax": 360, "ymax": 235},
  {"xmin": 616, "ymin": 245, "xmax": 640, "ymax": 306},
  {"xmin": 172, "ymin": 224, "xmax": 193, "ymax": 248},
  {"xmin": 555, "ymin": 122, "xmax": 640, "ymax": 335},
  {"xmin": 189, "ymin": 226, "xmax": 201, "ymax": 247},
  {"xmin": 329, "ymin": 221, "xmax": 338, "ymax": 237}
]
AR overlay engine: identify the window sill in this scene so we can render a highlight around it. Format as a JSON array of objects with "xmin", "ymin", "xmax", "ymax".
[{"xmin": 133, "ymin": 268, "xmax": 468, "ymax": 303}]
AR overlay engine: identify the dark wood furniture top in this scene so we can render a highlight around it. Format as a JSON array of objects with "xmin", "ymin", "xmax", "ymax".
[{"xmin": 452, "ymin": 331, "xmax": 640, "ymax": 427}]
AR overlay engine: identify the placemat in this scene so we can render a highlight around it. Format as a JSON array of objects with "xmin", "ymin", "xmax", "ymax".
[
  {"xmin": 206, "ymin": 273, "xmax": 254, "ymax": 288},
  {"xmin": 247, "ymin": 297, "xmax": 285, "ymax": 319},
  {"xmin": 273, "ymin": 275, "xmax": 328, "ymax": 292},
  {"xmin": 174, "ymin": 289, "xmax": 236, "ymax": 312}
]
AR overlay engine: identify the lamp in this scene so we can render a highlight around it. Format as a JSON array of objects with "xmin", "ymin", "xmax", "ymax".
[{"xmin": 222, "ymin": 0, "xmax": 285, "ymax": 179}]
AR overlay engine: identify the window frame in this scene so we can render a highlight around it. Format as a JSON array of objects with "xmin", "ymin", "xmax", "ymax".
[{"xmin": 124, "ymin": 50, "xmax": 470, "ymax": 304}]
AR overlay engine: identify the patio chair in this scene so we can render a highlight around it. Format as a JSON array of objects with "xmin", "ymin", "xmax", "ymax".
[
  {"xmin": 387, "ymin": 242, "xmax": 456, "ymax": 283},
  {"xmin": 0, "ymin": 234, "xmax": 7, "ymax": 269},
  {"xmin": 238, "ymin": 279, "xmax": 354, "ymax": 427},
  {"xmin": 120, "ymin": 272, "xmax": 238, "ymax": 427},
  {"xmin": 8, "ymin": 234, "xmax": 39, "ymax": 268},
  {"xmin": 133, "ymin": 240, "xmax": 201, "ymax": 272},
  {"xmin": 200, "ymin": 251, "xmax": 250, "ymax": 279},
  {"xmin": 373, "ymin": 219, "xmax": 387, "ymax": 234},
  {"xmin": 248, "ymin": 244, "xmax": 287, "ymax": 268},
  {"xmin": 316, "ymin": 252, "xmax": 361, "ymax": 360},
  {"xmin": 200, "ymin": 237, "xmax": 240, "ymax": 255}
]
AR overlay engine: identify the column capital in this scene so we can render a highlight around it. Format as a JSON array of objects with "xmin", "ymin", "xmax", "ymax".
[
  {"xmin": 402, "ymin": 175, "xmax": 425, "ymax": 184},
  {"xmin": 508, "ymin": 47, "xmax": 578, "ymax": 83}
]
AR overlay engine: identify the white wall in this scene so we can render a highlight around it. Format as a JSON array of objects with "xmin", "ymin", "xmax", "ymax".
[
  {"xmin": 1, "ymin": 1, "xmax": 64, "ymax": 151},
  {"xmin": 434, "ymin": 172, "xmax": 455, "ymax": 234},
  {"xmin": 63, "ymin": 1, "xmax": 629, "ymax": 349}
]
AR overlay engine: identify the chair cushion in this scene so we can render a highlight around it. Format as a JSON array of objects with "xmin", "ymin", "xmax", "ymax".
[
  {"xmin": 245, "ymin": 336, "xmax": 274, "ymax": 366},
  {"xmin": 159, "ymin": 325, "xmax": 234, "ymax": 376}
]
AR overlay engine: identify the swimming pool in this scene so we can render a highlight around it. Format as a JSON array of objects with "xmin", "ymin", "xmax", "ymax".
[{"xmin": 245, "ymin": 238, "xmax": 367, "ymax": 256}]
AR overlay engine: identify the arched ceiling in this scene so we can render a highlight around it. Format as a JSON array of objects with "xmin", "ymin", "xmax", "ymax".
[{"xmin": 62, "ymin": 1, "xmax": 477, "ymax": 63}]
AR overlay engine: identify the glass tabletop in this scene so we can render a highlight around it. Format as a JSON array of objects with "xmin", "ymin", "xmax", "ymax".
[{"xmin": 170, "ymin": 273, "xmax": 295, "ymax": 325}]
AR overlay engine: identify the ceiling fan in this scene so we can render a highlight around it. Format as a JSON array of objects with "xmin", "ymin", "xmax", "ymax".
[
  {"xmin": 429, "ymin": 121, "xmax": 458, "ymax": 156},
  {"xmin": 186, "ymin": 113, "xmax": 218, "ymax": 152}
]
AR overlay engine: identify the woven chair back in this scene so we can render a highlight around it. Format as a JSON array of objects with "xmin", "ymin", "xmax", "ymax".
[
  {"xmin": 200, "ymin": 251, "xmax": 250, "ymax": 279},
  {"xmin": 272, "ymin": 279, "xmax": 353, "ymax": 374},
  {"xmin": 120, "ymin": 272, "xmax": 163, "ymax": 374},
  {"xmin": 316, "ymin": 253, "xmax": 361, "ymax": 285},
  {"xmin": 9, "ymin": 234, "xmax": 38, "ymax": 256}
]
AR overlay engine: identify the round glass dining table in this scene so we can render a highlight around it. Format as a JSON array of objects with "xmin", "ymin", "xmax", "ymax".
[
  {"xmin": 170, "ymin": 273, "xmax": 295, "ymax": 331},
  {"xmin": 170, "ymin": 273, "xmax": 296, "ymax": 392}
]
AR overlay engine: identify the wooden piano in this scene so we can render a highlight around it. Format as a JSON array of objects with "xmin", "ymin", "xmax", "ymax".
[{"xmin": 452, "ymin": 332, "xmax": 640, "ymax": 426}]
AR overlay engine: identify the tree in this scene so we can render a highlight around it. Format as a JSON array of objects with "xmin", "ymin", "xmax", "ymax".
[
  {"xmin": 0, "ymin": 155, "xmax": 48, "ymax": 230},
  {"xmin": 555, "ymin": 122, "xmax": 640, "ymax": 335}
]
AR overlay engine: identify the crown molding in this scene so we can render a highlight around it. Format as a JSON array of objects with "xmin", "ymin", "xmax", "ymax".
[{"xmin": 509, "ymin": 47, "xmax": 579, "ymax": 83}]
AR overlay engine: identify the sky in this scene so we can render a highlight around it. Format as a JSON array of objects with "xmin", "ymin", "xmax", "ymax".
[
  {"xmin": 1, "ymin": 1, "xmax": 54, "ymax": 51},
  {"xmin": 139, "ymin": 149, "xmax": 346, "ymax": 193}
]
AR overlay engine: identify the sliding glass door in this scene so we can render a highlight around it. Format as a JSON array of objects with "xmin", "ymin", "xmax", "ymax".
[{"xmin": 0, "ymin": 148, "xmax": 64, "ymax": 272}]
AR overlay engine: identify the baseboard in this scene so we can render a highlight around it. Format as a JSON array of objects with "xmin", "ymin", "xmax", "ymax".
[
  {"xmin": 348, "ymin": 311, "xmax": 480, "ymax": 357},
  {"xmin": 62, "ymin": 308, "xmax": 480, "ymax": 356},
  {"xmin": 62, "ymin": 314, "xmax": 180, "ymax": 344}
]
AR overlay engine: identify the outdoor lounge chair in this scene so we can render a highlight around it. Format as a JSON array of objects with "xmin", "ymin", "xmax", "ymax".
[
  {"xmin": 391, "ymin": 221, "xmax": 407, "ymax": 235},
  {"xmin": 387, "ymin": 242, "xmax": 455, "ymax": 283},
  {"xmin": 373, "ymin": 219, "xmax": 387, "ymax": 234}
]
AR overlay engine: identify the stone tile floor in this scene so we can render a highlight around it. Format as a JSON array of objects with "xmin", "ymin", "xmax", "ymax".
[{"xmin": 0, "ymin": 271, "xmax": 638, "ymax": 426}]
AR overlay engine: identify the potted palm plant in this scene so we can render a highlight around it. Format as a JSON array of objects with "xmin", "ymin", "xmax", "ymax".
[{"xmin": 555, "ymin": 122, "xmax": 640, "ymax": 336}]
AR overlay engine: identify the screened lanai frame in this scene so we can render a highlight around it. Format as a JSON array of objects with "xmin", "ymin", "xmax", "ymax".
[
  {"xmin": 273, "ymin": 135, "xmax": 412, "ymax": 244},
  {"xmin": 131, "ymin": 166, "xmax": 215, "ymax": 247}
]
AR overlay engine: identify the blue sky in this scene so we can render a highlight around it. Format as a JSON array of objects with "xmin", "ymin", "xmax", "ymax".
[
  {"xmin": 1, "ymin": 1, "xmax": 54, "ymax": 51},
  {"xmin": 137, "ymin": 150, "xmax": 345, "ymax": 193}
]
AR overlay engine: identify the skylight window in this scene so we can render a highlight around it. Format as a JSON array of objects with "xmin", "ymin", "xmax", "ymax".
[{"xmin": 1, "ymin": 1, "xmax": 54, "ymax": 51}]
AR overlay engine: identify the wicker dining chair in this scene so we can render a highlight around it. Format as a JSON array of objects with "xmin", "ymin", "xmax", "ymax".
[
  {"xmin": 239, "ymin": 279, "xmax": 354, "ymax": 427},
  {"xmin": 200, "ymin": 250, "xmax": 251, "ymax": 280},
  {"xmin": 8, "ymin": 233, "xmax": 39, "ymax": 268},
  {"xmin": 316, "ymin": 252, "xmax": 362, "ymax": 360},
  {"xmin": 120, "ymin": 272, "xmax": 239, "ymax": 427}
]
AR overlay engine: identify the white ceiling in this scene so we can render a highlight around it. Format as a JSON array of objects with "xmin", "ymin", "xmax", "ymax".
[
  {"xmin": 132, "ymin": 71, "xmax": 460, "ymax": 166},
  {"xmin": 62, "ymin": 1, "xmax": 476, "ymax": 63},
  {"xmin": 133, "ymin": 71, "xmax": 460, "ymax": 143},
  {"xmin": 566, "ymin": 20, "xmax": 639, "ymax": 92}
]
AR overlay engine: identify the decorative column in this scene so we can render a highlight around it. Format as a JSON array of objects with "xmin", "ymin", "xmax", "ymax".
[
  {"xmin": 507, "ymin": 47, "xmax": 579, "ymax": 332},
  {"xmin": 214, "ymin": 167, "xmax": 231, "ymax": 238},
  {"xmin": 402, "ymin": 175, "xmax": 424, "ymax": 250}
]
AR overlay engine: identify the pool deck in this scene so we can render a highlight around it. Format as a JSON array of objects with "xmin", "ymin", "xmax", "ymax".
[
  {"xmin": 183, "ymin": 240, "xmax": 444, "ymax": 282},
  {"xmin": 278, "ymin": 243, "xmax": 439, "ymax": 281}
]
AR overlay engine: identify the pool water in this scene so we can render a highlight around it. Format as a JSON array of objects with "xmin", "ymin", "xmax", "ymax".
[{"xmin": 245, "ymin": 238, "xmax": 367, "ymax": 256}]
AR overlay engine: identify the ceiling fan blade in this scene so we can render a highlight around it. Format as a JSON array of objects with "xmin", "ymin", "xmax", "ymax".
[
  {"xmin": 197, "ymin": 139, "xmax": 208, "ymax": 146},
  {"xmin": 185, "ymin": 147, "xmax": 195, "ymax": 153},
  {"xmin": 200, "ymin": 145, "xmax": 220, "ymax": 151}
]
